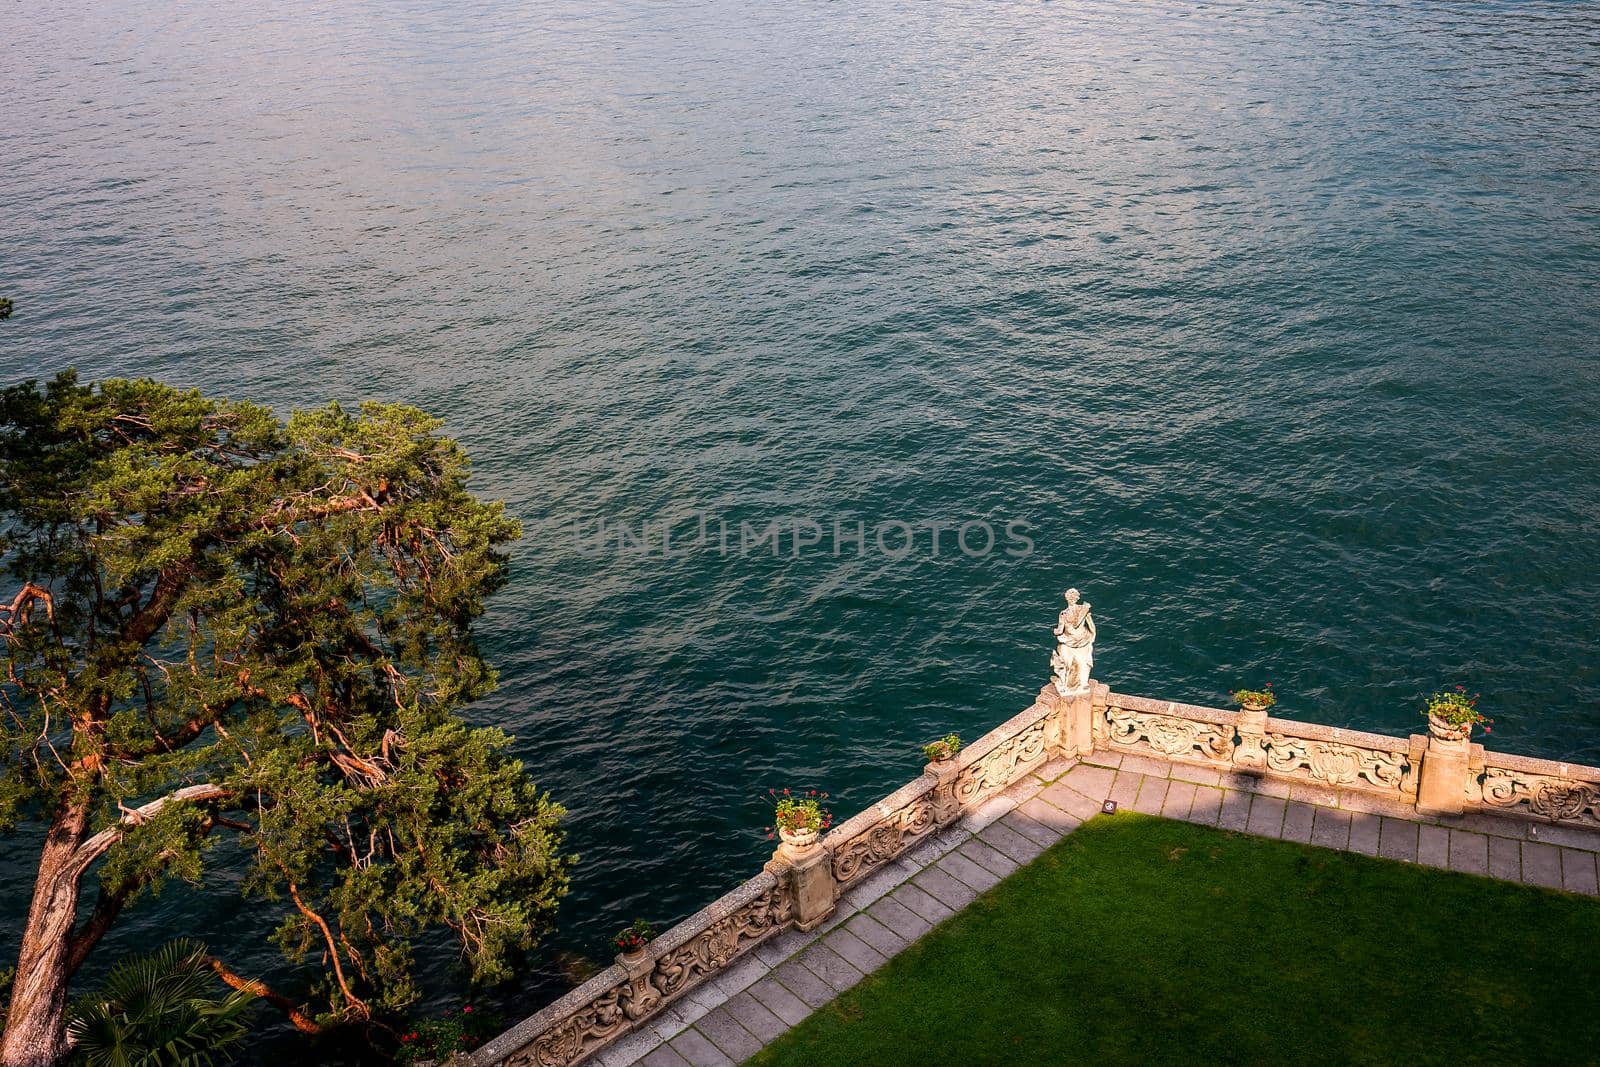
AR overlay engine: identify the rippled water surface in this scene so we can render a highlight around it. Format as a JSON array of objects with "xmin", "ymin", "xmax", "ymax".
[{"xmin": 4, "ymin": 0, "xmax": 1599, "ymax": 1043}]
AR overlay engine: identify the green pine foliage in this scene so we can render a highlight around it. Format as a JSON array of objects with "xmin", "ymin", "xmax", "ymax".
[{"xmin": 0, "ymin": 372, "xmax": 571, "ymax": 1037}]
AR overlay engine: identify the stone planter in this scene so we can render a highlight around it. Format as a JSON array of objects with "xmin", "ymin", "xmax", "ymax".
[
  {"xmin": 1427, "ymin": 711, "xmax": 1472, "ymax": 749},
  {"xmin": 1239, "ymin": 700, "xmax": 1270, "ymax": 714},
  {"xmin": 616, "ymin": 946, "xmax": 647, "ymax": 968},
  {"xmin": 778, "ymin": 826, "xmax": 819, "ymax": 849}
]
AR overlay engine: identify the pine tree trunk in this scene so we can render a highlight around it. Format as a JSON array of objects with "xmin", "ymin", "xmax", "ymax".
[{"xmin": 1, "ymin": 800, "xmax": 90, "ymax": 1067}]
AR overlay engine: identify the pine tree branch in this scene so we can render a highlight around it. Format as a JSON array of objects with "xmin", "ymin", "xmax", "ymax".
[{"xmin": 205, "ymin": 956, "xmax": 323, "ymax": 1034}]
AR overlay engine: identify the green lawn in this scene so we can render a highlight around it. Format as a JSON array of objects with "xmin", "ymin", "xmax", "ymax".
[{"xmin": 750, "ymin": 814, "xmax": 1600, "ymax": 1067}]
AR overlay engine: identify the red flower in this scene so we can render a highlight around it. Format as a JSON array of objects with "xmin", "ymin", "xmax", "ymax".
[{"xmin": 464, "ymin": 1005, "xmax": 473, "ymax": 1013}]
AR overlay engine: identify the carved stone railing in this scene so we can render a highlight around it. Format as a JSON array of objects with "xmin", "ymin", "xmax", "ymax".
[
  {"xmin": 1260, "ymin": 717, "xmax": 1420, "ymax": 802},
  {"xmin": 475, "ymin": 687, "xmax": 1068, "ymax": 1067},
  {"xmin": 828, "ymin": 774, "xmax": 938, "ymax": 888},
  {"xmin": 1474, "ymin": 750, "xmax": 1600, "ymax": 827},
  {"xmin": 1099, "ymin": 693, "xmax": 1238, "ymax": 769}
]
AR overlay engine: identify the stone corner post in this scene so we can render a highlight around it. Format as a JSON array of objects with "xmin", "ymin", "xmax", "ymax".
[
  {"xmin": 1233, "ymin": 706, "xmax": 1270, "ymax": 776},
  {"xmin": 764, "ymin": 838, "xmax": 837, "ymax": 932},
  {"xmin": 926, "ymin": 759, "xmax": 963, "ymax": 825},
  {"xmin": 1415, "ymin": 725, "xmax": 1473, "ymax": 816}
]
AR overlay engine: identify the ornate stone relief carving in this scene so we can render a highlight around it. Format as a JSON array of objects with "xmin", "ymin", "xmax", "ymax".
[
  {"xmin": 506, "ymin": 883, "xmax": 792, "ymax": 1067},
  {"xmin": 1481, "ymin": 768, "xmax": 1600, "ymax": 824},
  {"xmin": 952, "ymin": 718, "xmax": 1048, "ymax": 806},
  {"xmin": 831, "ymin": 796, "xmax": 937, "ymax": 884},
  {"xmin": 1264, "ymin": 734, "xmax": 1409, "ymax": 793},
  {"xmin": 1104, "ymin": 706, "xmax": 1233, "ymax": 764}
]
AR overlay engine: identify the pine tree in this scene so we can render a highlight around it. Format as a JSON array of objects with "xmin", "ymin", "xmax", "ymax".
[{"xmin": 0, "ymin": 373, "xmax": 571, "ymax": 1066}]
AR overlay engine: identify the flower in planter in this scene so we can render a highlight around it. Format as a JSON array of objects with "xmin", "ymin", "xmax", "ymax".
[
  {"xmin": 1425, "ymin": 686, "xmax": 1492, "ymax": 733},
  {"xmin": 1230, "ymin": 682, "xmax": 1276, "ymax": 710},
  {"xmin": 923, "ymin": 732, "xmax": 962, "ymax": 762},
  {"xmin": 765, "ymin": 788, "xmax": 833, "ymax": 839},
  {"xmin": 614, "ymin": 918, "xmax": 657, "ymax": 954}
]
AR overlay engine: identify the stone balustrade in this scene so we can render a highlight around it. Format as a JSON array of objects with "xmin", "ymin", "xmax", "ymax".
[{"xmin": 475, "ymin": 591, "xmax": 1595, "ymax": 1066}]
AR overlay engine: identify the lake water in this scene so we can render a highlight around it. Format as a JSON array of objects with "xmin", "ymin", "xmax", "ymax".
[{"xmin": 4, "ymin": 0, "xmax": 1599, "ymax": 1045}]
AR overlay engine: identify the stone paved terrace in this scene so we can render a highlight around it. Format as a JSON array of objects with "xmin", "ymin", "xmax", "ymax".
[{"xmin": 597, "ymin": 749, "xmax": 1600, "ymax": 1067}]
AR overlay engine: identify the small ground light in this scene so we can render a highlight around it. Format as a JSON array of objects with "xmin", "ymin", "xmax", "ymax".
[{"xmin": 1102, "ymin": 800, "xmax": 1118, "ymax": 814}]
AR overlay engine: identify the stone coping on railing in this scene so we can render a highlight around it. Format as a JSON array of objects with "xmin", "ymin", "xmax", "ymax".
[{"xmin": 476, "ymin": 677, "xmax": 1600, "ymax": 1066}]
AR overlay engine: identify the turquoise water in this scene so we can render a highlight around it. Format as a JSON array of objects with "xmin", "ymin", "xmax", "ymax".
[{"xmin": 4, "ymin": 0, "xmax": 1599, "ymax": 1043}]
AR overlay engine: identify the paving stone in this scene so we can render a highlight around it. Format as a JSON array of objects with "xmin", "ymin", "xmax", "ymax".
[
  {"xmin": 1217, "ymin": 790, "xmax": 1252, "ymax": 831},
  {"xmin": 893, "ymin": 883, "xmax": 955, "ymax": 924},
  {"xmin": 959, "ymin": 794, "xmax": 1019, "ymax": 833},
  {"xmin": 1132, "ymin": 776, "xmax": 1170, "ymax": 815},
  {"xmin": 1447, "ymin": 831, "xmax": 1488, "ymax": 876},
  {"xmin": 598, "ymin": 1026, "xmax": 662, "ymax": 1065},
  {"xmin": 797, "ymin": 940, "xmax": 863, "ymax": 993},
  {"xmin": 1245, "ymin": 795, "xmax": 1286, "ymax": 838},
  {"xmin": 867, "ymin": 895, "xmax": 934, "ymax": 941},
  {"xmin": 1347, "ymin": 813, "xmax": 1381, "ymax": 856},
  {"xmin": 937, "ymin": 851, "xmax": 1001, "ymax": 893},
  {"xmin": 1281, "ymin": 801, "xmax": 1316, "ymax": 844},
  {"xmin": 668, "ymin": 1026, "xmax": 734, "ymax": 1067},
  {"xmin": 844, "ymin": 912, "xmax": 907, "ymax": 958},
  {"xmin": 1081, "ymin": 751, "xmax": 1122, "ymax": 769},
  {"xmin": 670, "ymin": 996, "xmax": 711, "ymax": 1027},
  {"xmin": 1378, "ymin": 817, "xmax": 1418, "ymax": 861},
  {"xmin": 958, "ymin": 837, "xmax": 1020, "ymax": 878},
  {"xmin": 1488, "ymin": 835, "xmax": 1522, "ymax": 881},
  {"xmin": 641, "ymin": 1043, "xmax": 694, "ymax": 1067},
  {"xmin": 694, "ymin": 1008, "xmax": 763, "ymax": 1062},
  {"xmin": 753, "ymin": 926, "xmax": 819, "ymax": 968},
  {"xmin": 1019, "ymin": 795, "xmax": 1083, "ymax": 835},
  {"xmin": 913, "ymin": 864, "xmax": 980, "ymax": 909},
  {"xmin": 1185, "ymin": 786, "xmax": 1223, "ymax": 826},
  {"xmin": 1528, "ymin": 821, "xmax": 1600, "ymax": 853},
  {"xmin": 1289, "ymin": 783, "xmax": 1344, "ymax": 809},
  {"xmin": 1038, "ymin": 779, "xmax": 1104, "ymax": 821},
  {"xmin": 650, "ymin": 1005, "xmax": 695, "ymax": 1041},
  {"xmin": 1417, "ymin": 824, "xmax": 1450, "ymax": 868},
  {"xmin": 1108, "ymin": 772, "xmax": 1145, "ymax": 809},
  {"xmin": 921, "ymin": 825, "xmax": 974, "ymax": 860},
  {"xmin": 1561, "ymin": 849, "xmax": 1599, "ymax": 895},
  {"xmin": 708, "ymin": 952, "xmax": 770, "ymax": 999},
  {"xmin": 1337, "ymin": 791, "xmax": 1430, "ymax": 821},
  {"xmin": 1001, "ymin": 775, "xmax": 1047, "ymax": 807},
  {"xmin": 1312, "ymin": 808, "xmax": 1353, "ymax": 851},
  {"xmin": 682, "ymin": 980, "xmax": 731, "ymax": 1015},
  {"xmin": 1522, "ymin": 842, "xmax": 1563, "ymax": 889},
  {"xmin": 825, "ymin": 926, "xmax": 888, "ymax": 974},
  {"xmin": 1030, "ymin": 756, "xmax": 1076, "ymax": 783},
  {"xmin": 1000, "ymin": 809, "xmax": 1061, "ymax": 849},
  {"xmin": 839, "ymin": 858, "xmax": 915, "ymax": 911},
  {"xmin": 1240, "ymin": 775, "xmax": 1293, "ymax": 800},
  {"xmin": 1169, "ymin": 763, "xmax": 1222, "ymax": 788},
  {"xmin": 770, "ymin": 960, "xmax": 834, "ymax": 1009},
  {"xmin": 1161, "ymin": 779, "xmax": 1197, "ymax": 819},
  {"xmin": 1117, "ymin": 753, "xmax": 1175, "ymax": 779},
  {"xmin": 748, "ymin": 977, "xmax": 812, "ymax": 1027},
  {"xmin": 1437, "ymin": 811, "xmax": 1527, "ymax": 837},
  {"xmin": 1062, "ymin": 763, "xmax": 1117, "ymax": 799},
  {"xmin": 723, "ymin": 990, "xmax": 789, "ymax": 1043},
  {"xmin": 978, "ymin": 819, "xmax": 1047, "ymax": 864},
  {"xmin": 810, "ymin": 896, "xmax": 861, "ymax": 936}
]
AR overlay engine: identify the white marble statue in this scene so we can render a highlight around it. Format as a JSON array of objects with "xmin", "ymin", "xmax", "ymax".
[{"xmin": 1051, "ymin": 588, "xmax": 1095, "ymax": 696}]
